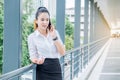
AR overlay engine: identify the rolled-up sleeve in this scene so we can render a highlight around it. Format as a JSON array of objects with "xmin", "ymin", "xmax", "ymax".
[{"xmin": 28, "ymin": 36, "xmax": 38, "ymax": 60}]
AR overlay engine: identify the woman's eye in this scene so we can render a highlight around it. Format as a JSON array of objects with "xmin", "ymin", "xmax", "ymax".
[{"xmin": 41, "ymin": 18, "xmax": 49, "ymax": 21}]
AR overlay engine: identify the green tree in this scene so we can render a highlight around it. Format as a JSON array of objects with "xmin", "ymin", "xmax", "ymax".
[
  {"xmin": 65, "ymin": 35, "xmax": 73, "ymax": 50},
  {"xmin": 21, "ymin": 14, "xmax": 33, "ymax": 66},
  {"xmin": 51, "ymin": 17, "xmax": 56, "ymax": 26},
  {"xmin": 0, "ymin": 0, "xmax": 3, "ymax": 74},
  {"xmin": 65, "ymin": 17, "xmax": 73, "ymax": 36},
  {"xmin": 21, "ymin": 0, "xmax": 34, "ymax": 66},
  {"xmin": 65, "ymin": 17, "xmax": 74, "ymax": 50}
]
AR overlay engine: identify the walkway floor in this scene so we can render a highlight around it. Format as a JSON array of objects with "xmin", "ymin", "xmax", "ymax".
[
  {"xmin": 99, "ymin": 38, "xmax": 120, "ymax": 80},
  {"xmin": 89, "ymin": 38, "xmax": 120, "ymax": 80}
]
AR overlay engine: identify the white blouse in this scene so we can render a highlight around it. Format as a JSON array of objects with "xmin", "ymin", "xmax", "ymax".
[{"xmin": 28, "ymin": 30, "xmax": 63, "ymax": 60}]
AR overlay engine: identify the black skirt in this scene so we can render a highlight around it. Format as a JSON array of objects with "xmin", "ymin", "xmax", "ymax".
[{"xmin": 36, "ymin": 58, "xmax": 62, "ymax": 80}]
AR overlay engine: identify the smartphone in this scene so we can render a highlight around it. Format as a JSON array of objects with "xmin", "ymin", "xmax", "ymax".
[{"xmin": 48, "ymin": 19, "xmax": 51, "ymax": 30}]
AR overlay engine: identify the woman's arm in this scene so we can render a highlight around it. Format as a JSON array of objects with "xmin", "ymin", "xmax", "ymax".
[
  {"xmin": 53, "ymin": 39, "xmax": 65, "ymax": 56},
  {"xmin": 49, "ymin": 26, "xmax": 65, "ymax": 56}
]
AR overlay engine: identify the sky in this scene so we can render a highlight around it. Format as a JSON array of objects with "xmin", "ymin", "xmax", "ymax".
[
  {"xmin": 66, "ymin": 0, "xmax": 84, "ymax": 8},
  {"xmin": 66, "ymin": 0, "xmax": 74, "ymax": 8}
]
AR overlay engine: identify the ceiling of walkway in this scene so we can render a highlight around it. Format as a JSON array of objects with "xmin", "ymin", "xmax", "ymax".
[{"xmin": 95, "ymin": 0, "xmax": 120, "ymax": 29}]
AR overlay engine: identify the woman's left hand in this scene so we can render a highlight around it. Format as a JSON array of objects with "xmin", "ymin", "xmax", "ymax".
[{"xmin": 49, "ymin": 25, "xmax": 57, "ymax": 39}]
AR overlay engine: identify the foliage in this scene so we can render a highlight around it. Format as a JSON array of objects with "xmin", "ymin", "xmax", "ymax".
[
  {"xmin": 21, "ymin": 0, "xmax": 35, "ymax": 66},
  {"xmin": 0, "ymin": 0, "xmax": 3, "ymax": 74},
  {"xmin": 21, "ymin": 14, "xmax": 34, "ymax": 66},
  {"xmin": 51, "ymin": 17, "xmax": 56, "ymax": 26},
  {"xmin": 65, "ymin": 17, "xmax": 74, "ymax": 50},
  {"xmin": 23, "ymin": 0, "xmax": 34, "ymax": 15},
  {"xmin": 65, "ymin": 35, "xmax": 73, "ymax": 50},
  {"xmin": 65, "ymin": 17, "xmax": 73, "ymax": 36}
]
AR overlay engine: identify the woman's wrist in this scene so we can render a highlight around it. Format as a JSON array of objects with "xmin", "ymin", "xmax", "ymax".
[{"xmin": 53, "ymin": 36, "xmax": 58, "ymax": 41}]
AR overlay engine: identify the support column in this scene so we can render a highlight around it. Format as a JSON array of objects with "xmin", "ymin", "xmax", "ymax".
[
  {"xmin": 84, "ymin": 0, "xmax": 89, "ymax": 44},
  {"xmin": 56, "ymin": 0, "xmax": 65, "ymax": 43},
  {"xmin": 94, "ymin": 2, "xmax": 97, "ymax": 41},
  {"xmin": 83, "ymin": 0, "xmax": 89, "ymax": 67},
  {"xmin": 3, "ymin": 0, "xmax": 21, "ymax": 80},
  {"xmin": 56, "ymin": 0, "xmax": 65, "ymax": 80},
  {"xmin": 90, "ymin": 0, "xmax": 94, "ymax": 42},
  {"xmin": 74, "ymin": 0, "xmax": 81, "ymax": 48},
  {"xmin": 92, "ymin": 2, "xmax": 96, "ymax": 41},
  {"xmin": 73, "ymin": 0, "xmax": 81, "ymax": 78}
]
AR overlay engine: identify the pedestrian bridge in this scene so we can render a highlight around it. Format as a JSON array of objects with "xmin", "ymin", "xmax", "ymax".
[{"xmin": 1, "ymin": 0, "xmax": 120, "ymax": 80}]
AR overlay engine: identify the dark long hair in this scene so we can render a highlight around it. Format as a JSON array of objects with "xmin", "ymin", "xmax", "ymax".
[{"xmin": 34, "ymin": 7, "xmax": 51, "ymax": 30}]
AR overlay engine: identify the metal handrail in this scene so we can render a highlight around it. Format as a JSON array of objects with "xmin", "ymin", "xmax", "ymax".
[
  {"xmin": 62, "ymin": 36, "xmax": 109, "ymax": 80},
  {"xmin": 65, "ymin": 36, "xmax": 109, "ymax": 55},
  {"xmin": 0, "ymin": 64, "xmax": 36, "ymax": 80},
  {"xmin": 0, "ymin": 36, "xmax": 109, "ymax": 80}
]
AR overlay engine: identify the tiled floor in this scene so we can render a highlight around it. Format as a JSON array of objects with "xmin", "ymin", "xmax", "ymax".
[{"xmin": 99, "ymin": 38, "xmax": 120, "ymax": 80}]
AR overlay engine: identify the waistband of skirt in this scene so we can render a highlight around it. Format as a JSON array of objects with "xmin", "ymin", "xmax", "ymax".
[{"xmin": 45, "ymin": 58, "xmax": 59, "ymax": 60}]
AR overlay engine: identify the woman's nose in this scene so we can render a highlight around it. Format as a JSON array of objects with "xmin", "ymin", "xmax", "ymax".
[{"xmin": 43, "ymin": 21, "xmax": 48, "ymax": 24}]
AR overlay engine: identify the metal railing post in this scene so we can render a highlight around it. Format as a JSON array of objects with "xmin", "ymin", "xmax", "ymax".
[
  {"xmin": 70, "ymin": 52, "xmax": 73, "ymax": 80},
  {"xmin": 33, "ymin": 64, "xmax": 37, "ymax": 80}
]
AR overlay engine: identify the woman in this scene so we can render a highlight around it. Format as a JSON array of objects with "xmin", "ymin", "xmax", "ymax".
[{"xmin": 27, "ymin": 7, "xmax": 65, "ymax": 80}]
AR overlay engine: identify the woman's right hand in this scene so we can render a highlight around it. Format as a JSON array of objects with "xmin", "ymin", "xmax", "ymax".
[
  {"xmin": 37, "ymin": 57, "xmax": 45, "ymax": 64},
  {"xmin": 31, "ymin": 58, "xmax": 38, "ymax": 63},
  {"xmin": 31, "ymin": 58, "xmax": 45, "ymax": 64}
]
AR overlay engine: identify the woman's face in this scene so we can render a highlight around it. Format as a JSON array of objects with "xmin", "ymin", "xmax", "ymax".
[{"xmin": 36, "ymin": 12, "xmax": 49, "ymax": 31}]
